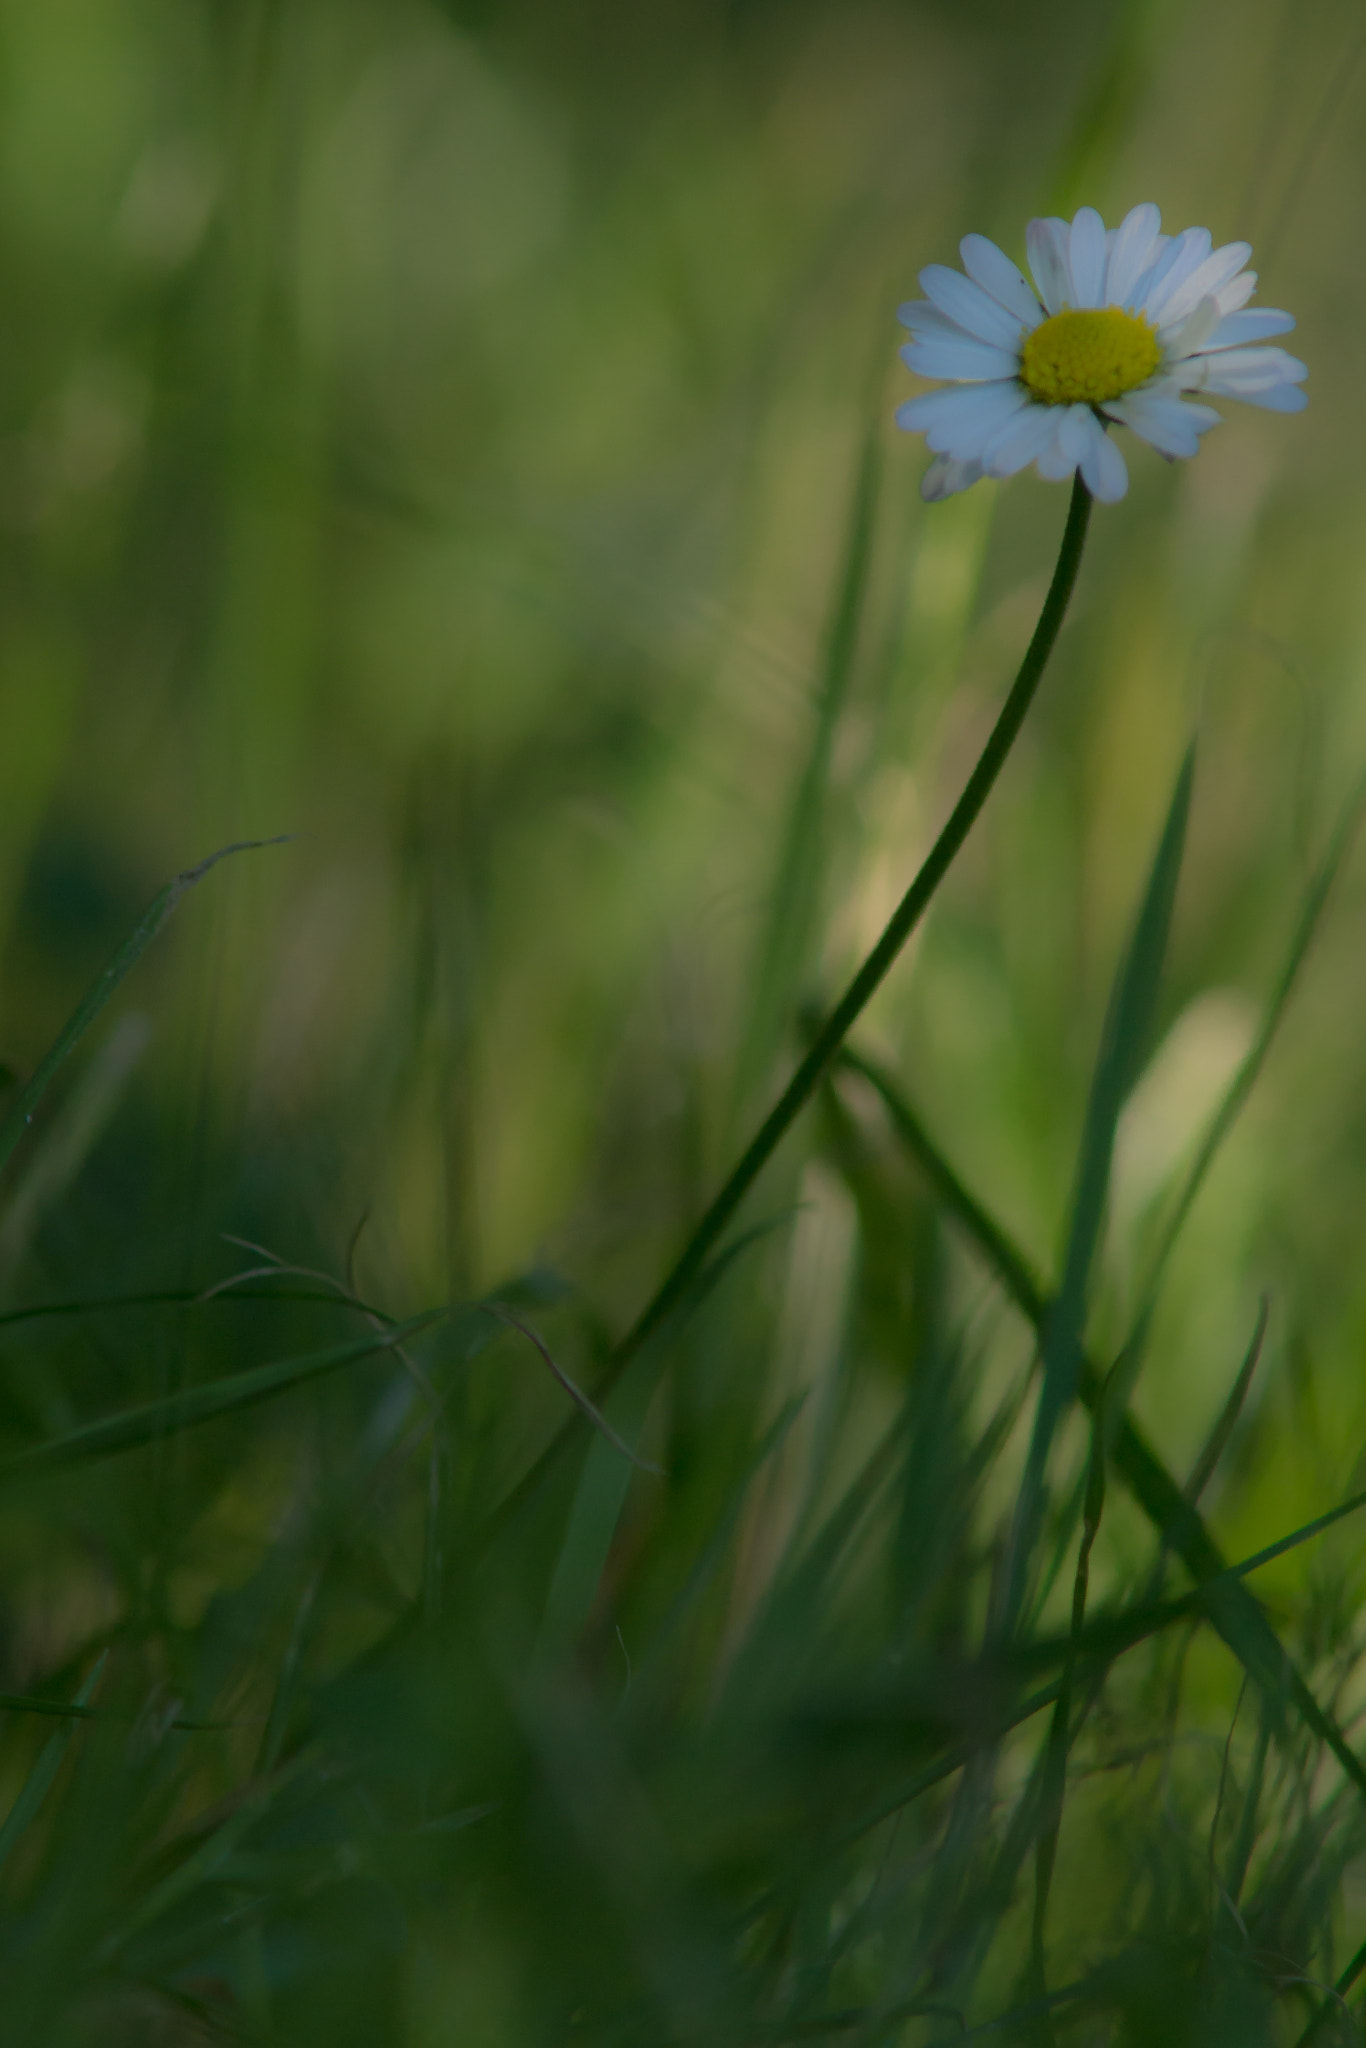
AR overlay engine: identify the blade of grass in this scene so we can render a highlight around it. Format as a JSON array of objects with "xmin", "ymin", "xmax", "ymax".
[
  {"xmin": 0, "ymin": 1653, "xmax": 107, "ymax": 1878},
  {"xmin": 607, "ymin": 476, "xmax": 1094, "ymax": 1389},
  {"xmin": 483, "ymin": 1303, "xmax": 663, "ymax": 1476},
  {"xmin": 628, "ymin": 1395, "xmax": 808, "ymax": 1687},
  {"xmin": 1181, "ymin": 1297, "xmax": 1269, "ymax": 1513},
  {"xmin": 97, "ymin": 1757, "xmax": 309, "ymax": 1964},
  {"xmin": 731, "ymin": 413, "xmax": 882, "ymax": 1117},
  {"xmin": 1032, "ymin": 1367, "xmax": 1112, "ymax": 2013},
  {"xmin": 0, "ymin": 838, "xmax": 290, "ymax": 1182},
  {"xmin": 833, "ymin": 1045, "xmax": 1045, "ymax": 1320},
  {"xmin": 1006, "ymin": 744, "xmax": 1195, "ymax": 1633},
  {"xmin": 0, "ymin": 1013, "xmax": 149, "ymax": 1280},
  {"xmin": 1124, "ymin": 769, "xmax": 1366, "ymax": 1354},
  {"xmin": 1016, "ymin": 1473, "xmax": 1366, "ymax": 1674},
  {"xmin": 1294, "ymin": 1937, "xmax": 1366, "ymax": 2047},
  {"xmin": 539, "ymin": 1336, "xmax": 666, "ymax": 1648},
  {"xmin": 0, "ymin": 1310, "xmax": 445, "ymax": 1482},
  {"xmin": 842, "ymin": 1474, "xmax": 1366, "ymax": 1866},
  {"xmin": 494, "ymin": 476, "xmax": 1094, "ymax": 1611},
  {"xmin": 483, "ymin": 1211, "xmax": 796, "ymax": 1550},
  {"xmin": 833, "ymin": 1045, "xmax": 1366, "ymax": 1806}
]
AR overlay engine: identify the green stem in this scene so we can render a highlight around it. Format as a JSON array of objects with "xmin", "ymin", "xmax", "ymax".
[{"xmin": 611, "ymin": 473, "xmax": 1093, "ymax": 1379}]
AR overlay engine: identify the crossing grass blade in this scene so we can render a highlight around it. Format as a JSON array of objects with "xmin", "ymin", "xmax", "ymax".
[
  {"xmin": 0, "ymin": 839, "xmax": 290, "ymax": 1184},
  {"xmin": 1016, "ymin": 1471, "xmax": 1366, "ymax": 1674},
  {"xmin": 830, "ymin": 1045, "xmax": 1366, "ymax": 1805},
  {"xmin": 730, "ymin": 412, "xmax": 881, "ymax": 1117},
  {"xmin": 539, "ymin": 1338, "xmax": 665, "ymax": 1647},
  {"xmin": 482, "ymin": 1210, "xmax": 797, "ymax": 1549},
  {"xmin": 1120, "ymin": 769, "xmax": 1366, "ymax": 1358},
  {"xmin": 96, "ymin": 1759, "xmax": 309, "ymax": 1967},
  {"xmin": 0, "ymin": 1654, "xmax": 107, "ymax": 1879},
  {"xmin": 605, "ymin": 478, "xmax": 1095, "ymax": 1391},
  {"xmin": 0, "ymin": 1311, "xmax": 445, "ymax": 1482},
  {"xmin": 1176, "ymin": 1298, "xmax": 1268, "ymax": 1513},
  {"xmin": 1007, "ymin": 743, "xmax": 1195, "ymax": 1630}
]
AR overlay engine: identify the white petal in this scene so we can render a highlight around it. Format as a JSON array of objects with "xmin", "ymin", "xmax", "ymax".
[
  {"xmin": 981, "ymin": 402, "xmax": 1064, "ymax": 477},
  {"xmin": 1105, "ymin": 203, "xmax": 1163, "ymax": 306},
  {"xmin": 898, "ymin": 300, "xmax": 980, "ymax": 341},
  {"xmin": 896, "ymin": 380, "xmax": 1028, "ymax": 454},
  {"xmin": 1216, "ymin": 270, "xmax": 1257, "ymax": 315},
  {"xmin": 1193, "ymin": 306, "xmax": 1296, "ymax": 351},
  {"xmin": 1183, "ymin": 344, "xmax": 1307, "ymax": 396},
  {"xmin": 1237, "ymin": 381, "xmax": 1308, "ymax": 413},
  {"xmin": 921, "ymin": 454, "xmax": 986, "ymax": 501},
  {"xmin": 1155, "ymin": 240, "xmax": 1252, "ymax": 330},
  {"xmin": 1056, "ymin": 405, "xmax": 1094, "ymax": 461},
  {"xmin": 1133, "ymin": 226, "xmax": 1212, "ymax": 320},
  {"xmin": 1106, "ymin": 389, "xmax": 1221, "ymax": 457},
  {"xmin": 1162, "ymin": 295, "xmax": 1222, "ymax": 360},
  {"xmin": 959, "ymin": 235, "xmax": 1044, "ymax": 328},
  {"xmin": 1068, "ymin": 206, "xmax": 1108, "ymax": 308},
  {"xmin": 919, "ymin": 264, "xmax": 1026, "ymax": 348},
  {"xmin": 1073, "ymin": 412, "xmax": 1129, "ymax": 501},
  {"xmin": 1035, "ymin": 431, "xmax": 1077, "ymax": 482},
  {"xmin": 1026, "ymin": 217, "xmax": 1072, "ymax": 314},
  {"xmin": 900, "ymin": 336, "xmax": 1021, "ymax": 383},
  {"xmin": 1033, "ymin": 404, "xmax": 1095, "ymax": 481},
  {"xmin": 1121, "ymin": 234, "xmax": 1171, "ymax": 311}
]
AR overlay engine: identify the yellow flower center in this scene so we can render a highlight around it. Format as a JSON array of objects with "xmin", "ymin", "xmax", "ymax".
[{"xmin": 1019, "ymin": 306, "xmax": 1161, "ymax": 405}]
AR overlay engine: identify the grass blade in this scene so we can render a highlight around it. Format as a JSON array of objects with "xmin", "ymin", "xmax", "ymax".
[
  {"xmin": 1179, "ymin": 1297, "xmax": 1268, "ymax": 1513},
  {"xmin": 1007, "ymin": 744, "xmax": 1195, "ymax": 1629},
  {"xmin": 0, "ymin": 1653, "xmax": 107, "ymax": 1878},
  {"xmin": 0, "ymin": 839, "xmax": 289, "ymax": 1183},
  {"xmin": 0, "ymin": 1311, "xmax": 445, "ymax": 1482},
  {"xmin": 833, "ymin": 1044, "xmax": 1366, "ymax": 1807},
  {"xmin": 607, "ymin": 478, "xmax": 1094, "ymax": 1385},
  {"xmin": 730, "ymin": 415, "xmax": 881, "ymax": 1116},
  {"xmin": 1123, "ymin": 770, "xmax": 1366, "ymax": 1353}
]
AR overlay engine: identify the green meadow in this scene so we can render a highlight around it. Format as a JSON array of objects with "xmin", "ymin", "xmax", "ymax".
[{"xmin": 0, "ymin": 0, "xmax": 1363, "ymax": 2039}]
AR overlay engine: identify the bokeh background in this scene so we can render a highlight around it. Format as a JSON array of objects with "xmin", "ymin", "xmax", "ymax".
[
  {"xmin": 3, "ymin": 0, "xmax": 1366, "ymax": 2038},
  {"xmin": 8, "ymin": 0, "xmax": 1362, "ymax": 1529}
]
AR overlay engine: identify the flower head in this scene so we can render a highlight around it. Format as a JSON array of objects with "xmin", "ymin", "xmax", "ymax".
[{"xmin": 896, "ymin": 204, "xmax": 1306, "ymax": 503}]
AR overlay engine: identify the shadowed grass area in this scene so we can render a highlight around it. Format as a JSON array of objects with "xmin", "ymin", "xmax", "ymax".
[{"xmin": 0, "ymin": 0, "xmax": 1363, "ymax": 2042}]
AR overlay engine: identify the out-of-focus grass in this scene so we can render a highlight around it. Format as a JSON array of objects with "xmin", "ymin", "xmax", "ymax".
[{"xmin": 0, "ymin": 0, "xmax": 1363, "ymax": 2040}]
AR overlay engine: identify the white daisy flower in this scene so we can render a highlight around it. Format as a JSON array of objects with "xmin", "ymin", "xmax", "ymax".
[{"xmin": 896, "ymin": 204, "xmax": 1306, "ymax": 504}]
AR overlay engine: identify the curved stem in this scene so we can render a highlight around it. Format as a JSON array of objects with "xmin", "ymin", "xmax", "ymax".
[{"xmin": 613, "ymin": 474, "xmax": 1093, "ymax": 1377}]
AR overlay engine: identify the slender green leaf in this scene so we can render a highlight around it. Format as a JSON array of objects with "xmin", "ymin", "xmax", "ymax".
[
  {"xmin": 0, "ymin": 1311, "xmax": 445, "ymax": 1482},
  {"xmin": 539, "ymin": 1339, "xmax": 662, "ymax": 1649},
  {"xmin": 731, "ymin": 414, "xmax": 881, "ymax": 1116},
  {"xmin": 0, "ymin": 1654, "xmax": 107, "ymax": 1878},
  {"xmin": 0, "ymin": 839, "xmax": 289, "ymax": 1183},
  {"xmin": 610, "ymin": 479, "xmax": 1094, "ymax": 1382},
  {"xmin": 98, "ymin": 1759, "xmax": 308, "ymax": 1963},
  {"xmin": 1124, "ymin": 769, "xmax": 1366, "ymax": 1353},
  {"xmin": 1179, "ymin": 1297, "xmax": 1269, "ymax": 1513},
  {"xmin": 484, "ymin": 1211, "xmax": 795, "ymax": 1550},
  {"xmin": 835, "ymin": 1044, "xmax": 1366, "ymax": 1806},
  {"xmin": 1008, "ymin": 744, "xmax": 1195, "ymax": 1628}
]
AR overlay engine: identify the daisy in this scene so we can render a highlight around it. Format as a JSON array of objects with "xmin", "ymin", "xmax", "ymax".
[{"xmin": 896, "ymin": 203, "xmax": 1306, "ymax": 503}]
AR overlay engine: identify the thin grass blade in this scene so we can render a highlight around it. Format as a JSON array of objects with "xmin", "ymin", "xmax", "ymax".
[
  {"xmin": 0, "ymin": 839, "xmax": 290, "ymax": 1183},
  {"xmin": 731, "ymin": 415, "xmax": 881, "ymax": 1115},
  {"xmin": 835, "ymin": 1043, "xmax": 1366, "ymax": 1805},
  {"xmin": 1008, "ymin": 744, "xmax": 1195, "ymax": 1628},
  {"xmin": 1127, "ymin": 771, "xmax": 1366, "ymax": 1350},
  {"xmin": 0, "ymin": 1653, "xmax": 107, "ymax": 1878},
  {"xmin": 0, "ymin": 1311, "xmax": 445, "ymax": 1482}
]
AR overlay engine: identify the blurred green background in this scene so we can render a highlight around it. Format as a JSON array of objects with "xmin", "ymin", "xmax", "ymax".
[{"xmin": 2, "ymin": 0, "xmax": 1366, "ymax": 2039}]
